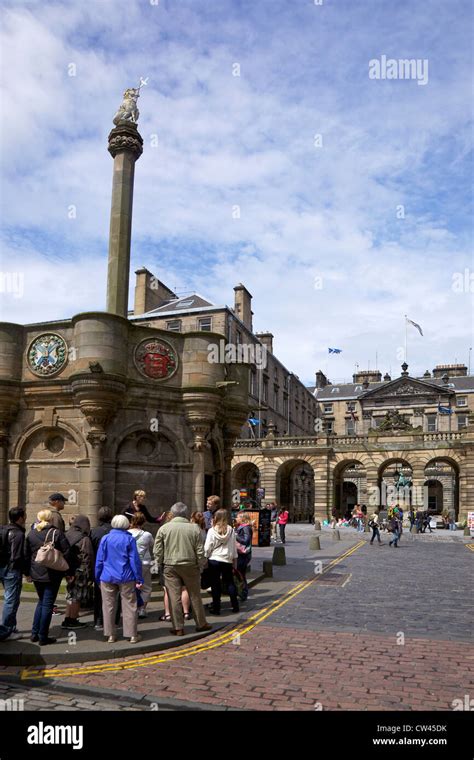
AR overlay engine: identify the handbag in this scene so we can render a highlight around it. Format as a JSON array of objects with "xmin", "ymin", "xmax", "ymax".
[
  {"xmin": 35, "ymin": 528, "xmax": 69, "ymax": 572},
  {"xmin": 200, "ymin": 566, "xmax": 212, "ymax": 590}
]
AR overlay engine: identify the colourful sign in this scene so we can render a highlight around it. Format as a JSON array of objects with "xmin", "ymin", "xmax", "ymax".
[
  {"xmin": 134, "ymin": 338, "xmax": 178, "ymax": 380},
  {"xmin": 27, "ymin": 333, "xmax": 68, "ymax": 377}
]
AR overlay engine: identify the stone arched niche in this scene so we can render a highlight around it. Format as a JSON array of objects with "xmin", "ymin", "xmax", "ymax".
[
  {"xmin": 114, "ymin": 431, "xmax": 180, "ymax": 518},
  {"xmin": 18, "ymin": 426, "xmax": 84, "ymax": 521}
]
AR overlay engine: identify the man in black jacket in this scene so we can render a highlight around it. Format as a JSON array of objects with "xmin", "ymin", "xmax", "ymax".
[
  {"xmin": 0, "ymin": 507, "xmax": 27, "ymax": 641},
  {"xmin": 91, "ymin": 507, "xmax": 114, "ymax": 630}
]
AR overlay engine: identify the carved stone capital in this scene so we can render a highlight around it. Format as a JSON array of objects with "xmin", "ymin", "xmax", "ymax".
[
  {"xmin": 86, "ymin": 430, "xmax": 107, "ymax": 448},
  {"xmin": 108, "ymin": 122, "xmax": 143, "ymax": 160}
]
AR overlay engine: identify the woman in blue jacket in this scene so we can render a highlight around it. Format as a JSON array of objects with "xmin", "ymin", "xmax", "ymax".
[{"xmin": 95, "ymin": 515, "xmax": 143, "ymax": 643}]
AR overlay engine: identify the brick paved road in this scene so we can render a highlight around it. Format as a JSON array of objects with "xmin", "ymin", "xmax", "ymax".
[{"xmin": 5, "ymin": 536, "xmax": 473, "ymax": 711}]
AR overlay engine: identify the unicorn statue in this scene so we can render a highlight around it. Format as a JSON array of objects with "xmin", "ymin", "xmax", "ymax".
[{"xmin": 113, "ymin": 77, "xmax": 148, "ymax": 125}]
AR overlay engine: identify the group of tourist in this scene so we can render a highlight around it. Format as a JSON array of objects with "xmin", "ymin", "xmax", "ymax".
[{"xmin": 0, "ymin": 491, "xmax": 254, "ymax": 645}]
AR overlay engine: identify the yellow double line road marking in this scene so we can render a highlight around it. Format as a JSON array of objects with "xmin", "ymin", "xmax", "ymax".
[
  {"xmin": 465, "ymin": 543, "xmax": 474, "ymax": 552},
  {"xmin": 21, "ymin": 540, "xmax": 365, "ymax": 680}
]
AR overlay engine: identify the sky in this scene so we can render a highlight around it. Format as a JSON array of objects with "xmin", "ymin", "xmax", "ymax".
[{"xmin": 0, "ymin": 0, "xmax": 473, "ymax": 385}]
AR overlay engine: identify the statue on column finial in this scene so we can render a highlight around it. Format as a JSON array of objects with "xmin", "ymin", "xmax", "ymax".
[{"xmin": 113, "ymin": 77, "xmax": 148, "ymax": 125}]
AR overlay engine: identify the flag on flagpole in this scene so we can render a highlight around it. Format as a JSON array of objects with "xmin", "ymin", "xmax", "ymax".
[
  {"xmin": 328, "ymin": 347, "xmax": 342, "ymax": 354},
  {"xmin": 438, "ymin": 405, "xmax": 452, "ymax": 415},
  {"xmin": 350, "ymin": 410, "xmax": 359, "ymax": 422},
  {"xmin": 248, "ymin": 417, "xmax": 259, "ymax": 426},
  {"xmin": 406, "ymin": 318, "xmax": 423, "ymax": 336}
]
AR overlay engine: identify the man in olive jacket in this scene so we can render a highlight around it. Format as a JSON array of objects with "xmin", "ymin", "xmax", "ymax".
[{"xmin": 154, "ymin": 502, "xmax": 211, "ymax": 636}]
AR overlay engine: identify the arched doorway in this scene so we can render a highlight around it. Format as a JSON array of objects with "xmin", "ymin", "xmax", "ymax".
[
  {"xmin": 334, "ymin": 460, "xmax": 366, "ymax": 517},
  {"xmin": 424, "ymin": 480, "xmax": 443, "ymax": 513},
  {"xmin": 378, "ymin": 459, "xmax": 413, "ymax": 509},
  {"xmin": 231, "ymin": 462, "xmax": 261, "ymax": 508},
  {"xmin": 276, "ymin": 460, "xmax": 315, "ymax": 522},
  {"xmin": 424, "ymin": 459, "xmax": 459, "ymax": 518}
]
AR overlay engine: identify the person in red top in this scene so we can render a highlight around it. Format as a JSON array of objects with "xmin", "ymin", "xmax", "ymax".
[{"xmin": 277, "ymin": 507, "xmax": 289, "ymax": 544}]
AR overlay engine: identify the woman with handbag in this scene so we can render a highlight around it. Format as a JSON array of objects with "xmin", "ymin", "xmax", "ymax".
[
  {"xmin": 235, "ymin": 512, "xmax": 253, "ymax": 601},
  {"xmin": 25, "ymin": 509, "xmax": 71, "ymax": 645}
]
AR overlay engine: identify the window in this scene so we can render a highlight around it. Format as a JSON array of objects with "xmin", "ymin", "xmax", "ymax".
[
  {"xmin": 426, "ymin": 415, "xmax": 437, "ymax": 433},
  {"xmin": 457, "ymin": 396, "xmax": 467, "ymax": 407},
  {"xmin": 198, "ymin": 317, "xmax": 212, "ymax": 331},
  {"xmin": 284, "ymin": 375, "xmax": 289, "ymax": 390},
  {"xmin": 273, "ymin": 386, "xmax": 279, "ymax": 410},
  {"xmin": 346, "ymin": 402, "xmax": 356, "ymax": 412},
  {"xmin": 323, "ymin": 403, "xmax": 333, "ymax": 414},
  {"xmin": 274, "ymin": 367, "xmax": 278, "ymax": 381},
  {"xmin": 166, "ymin": 319, "xmax": 181, "ymax": 332},
  {"xmin": 283, "ymin": 395, "xmax": 288, "ymax": 416},
  {"xmin": 249, "ymin": 371, "xmax": 257, "ymax": 397},
  {"xmin": 263, "ymin": 379, "xmax": 268, "ymax": 403},
  {"xmin": 236, "ymin": 330, "xmax": 242, "ymax": 345},
  {"xmin": 346, "ymin": 419, "xmax": 356, "ymax": 436},
  {"xmin": 458, "ymin": 415, "xmax": 468, "ymax": 430},
  {"xmin": 331, "ymin": 387, "xmax": 340, "ymax": 394},
  {"xmin": 325, "ymin": 420, "xmax": 334, "ymax": 434}
]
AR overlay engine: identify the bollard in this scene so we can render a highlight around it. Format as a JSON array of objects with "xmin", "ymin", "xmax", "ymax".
[
  {"xmin": 309, "ymin": 536, "xmax": 321, "ymax": 551},
  {"xmin": 332, "ymin": 529, "xmax": 341, "ymax": 541},
  {"xmin": 464, "ymin": 526, "xmax": 470, "ymax": 537},
  {"xmin": 313, "ymin": 520, "xmax": 321, "ymax": 531},
  {"xmin": 272, "ymin": 546, "xmax": 286, "ymax": 565},
  {"xmin": 263, "ymin": 560, "xmax": 273, "ymax": 577}
]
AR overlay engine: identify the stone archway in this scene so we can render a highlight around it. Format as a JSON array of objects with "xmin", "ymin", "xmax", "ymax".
[
  {"xmin": 231, "ymin": 461, "xmax": 261, "ymax": 508},
  {"xmin": 333, "ymin": 459, "xmax": 367, "ymax": 517},
  {"xmin": 424, "ymin": 458, "xmax": 459, "ymax": 518},
  {"xmin": 378, "ymin": 458, "xmax": 414, "ymax": 509},
  {"xmin": 424, "ymin": 480, "xmax": 443, "ymax": 513},
  {"xmin": 275, "ymin": 459, "xmax": 315, "ymax": 522},
  {"xmin": 16, "ymin": 425, "xmax": 86, "ymax": 523}
]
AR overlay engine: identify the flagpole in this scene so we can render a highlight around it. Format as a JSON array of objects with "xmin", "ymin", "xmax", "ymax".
[{"xmin": 404, "ymin": 315, "xmax": 408, "ymax": 363}]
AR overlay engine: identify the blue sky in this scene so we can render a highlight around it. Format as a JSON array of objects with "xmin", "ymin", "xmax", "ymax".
[{"xmin": 0, "ymin": 0, "xmax": 472, "ymax": 384}]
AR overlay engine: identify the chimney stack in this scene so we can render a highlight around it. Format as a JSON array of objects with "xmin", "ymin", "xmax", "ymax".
[
  {"xmin": 315, "ymin": 370, "xmax": 328, "ymax": 389},
  {"xmin": 256, "ymin": 332, "xmax": 273, "ymax": 354},
  {"xmin": 106, "ymin": 120, "xmax": 143, "ymax": 317},
  {"xmin": 233, "ymin": 284, "xmax": 253, "ymax": 331}
]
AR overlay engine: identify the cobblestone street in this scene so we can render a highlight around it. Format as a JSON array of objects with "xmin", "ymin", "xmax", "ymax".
[{"xmin": 3, "ymin": 527, "xmax": 471, "ymax": 712}]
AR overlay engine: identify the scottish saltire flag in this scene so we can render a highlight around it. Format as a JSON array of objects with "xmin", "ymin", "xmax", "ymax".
[
  {"xmin": 407, "ymin": 318, "xmax": 423, "ymax": 336},
  {"xmin": 328, "ymin": 348, "xmax": 342, "ymax": 354},
  {"xmin": 248, "ymin": 417, "xmax": 260, "ymax": 426},
  {"xmin": 438, "ymin": 405, "xmax": 452, "ymax": 415}
]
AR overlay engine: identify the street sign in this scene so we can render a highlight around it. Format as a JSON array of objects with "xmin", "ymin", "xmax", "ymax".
[{"xmin": 468, "ymin": 511, "xmax": 474, "ymax": 536}]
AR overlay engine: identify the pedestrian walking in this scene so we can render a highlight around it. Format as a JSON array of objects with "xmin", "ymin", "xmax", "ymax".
[
  {"xmin": 368, "ymin": 511, "xmax": 382, "ymax": 545},
  {"xmin": 269, "ymin": 503, "xmax": 278, "ymax": 540},
  {"xmin": 154, "ymin": 503, "xmax": 211, "ymax": 635},
  {"xmin": 122, "ymin": 490, "xmax": 164, "ymax": 526},
  {"xmin": 408, "ymin": 508, "xmax": 415, "ymax": 532},
  {"xmin": 356, "ymin": 505, "xmax": 365, "ymax": 533},
  {"xmin": 0, "ymin": 507, "xmax": 27, "ymax": 641},
  {"xmin": 90, "ymin": 507, "xmax": 114, "ymax": 630},
  {"xmin": 277, "ymin": 506, "xmax": 289, "ymax": 544},
  {"xmin": 25, "ymin": 510, "xmax": 71, "ymax": 645},
  {"xmin": 235, "ymin": 512, "xmax": 253, "ymax": 601},
  {"xmin": 61, "ymin": 515, "xmax": 94, "ymax": 630},
  {"xmin": 204, "ymin": 509, "xmax": 239, "ymax": 615},
  {"xmin": 95, "ymin": 515, "xmax": 143, "ymax": 644},
  {"xmin": 128, "ymin": 512, "xmax": 154, "ymax": 618},
  {"xmin": 448, "ymin": 510, "xmax": 456, "ymax": 531},
  {"xmin": 388, "ymin": 513, "xmax": 401, "ymax": 547},
  {"xmin": 155, "ymin": 511, "xmax": 191, "ymax": 623},
  {"xmin": 203, "ymin": 495, "xmax": 221, "ymax": 532}
]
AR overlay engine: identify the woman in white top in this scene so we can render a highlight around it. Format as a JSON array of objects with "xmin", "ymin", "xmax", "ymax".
[
  {"xmin": 204, "ymin": 509, "xmax": 239, "ymax": 615},
  {"xmin": 128, "ymin": 512, "xmax": 154, "ymax": 618}
]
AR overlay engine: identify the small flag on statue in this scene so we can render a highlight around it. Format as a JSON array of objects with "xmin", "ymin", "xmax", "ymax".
[
  {"xmin": 248, "ymin": 417, "xmax": 259, "ymax": 426},
  {"xmin": 328, "ymin": 347, "xmax": 342, "ymax": 354},
  {"xmin": 407, "ymin": 318, "xmax": 423, "ymax": 336}
]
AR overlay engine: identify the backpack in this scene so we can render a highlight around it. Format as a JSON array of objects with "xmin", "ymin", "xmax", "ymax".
[{"xmin": 0, "ymin": 526, "xmax": 12, "ymax": 568}]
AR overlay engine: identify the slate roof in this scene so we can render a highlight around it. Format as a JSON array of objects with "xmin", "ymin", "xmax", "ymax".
[
  {"xmin": 132, "ymin": 293, "xmax": 215, "ymax": 319},
  {"xmin": 308, "ymin": 375, "xmax": 474, "ymax": 399}
]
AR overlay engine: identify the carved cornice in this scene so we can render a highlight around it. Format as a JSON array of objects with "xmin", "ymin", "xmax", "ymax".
[
  {"xmin": 71, "ymin": 375, "xmax": 126, "ymax": 431},
  {"xmin": 108, "ymin": 122, "xmax": 143, "ymax": 160}
]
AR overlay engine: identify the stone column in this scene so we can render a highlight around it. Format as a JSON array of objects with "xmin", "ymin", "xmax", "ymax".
[
  {"xmin": 189, "ymin": 426, "xmax": 210, "ymax": 511},
  {"xmin": 106, "ymin": 121, "xmax": 143, "ymax": 317},
  {"xmin": 0, "ymin": 430, "xmax": 9, "ymax": 523},
  {"xmin": 86, "ymin": 431, "xmax": 106, "ymax": 527}
]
